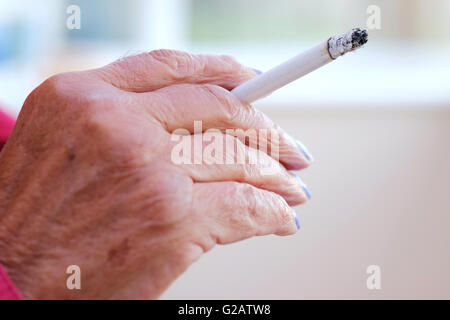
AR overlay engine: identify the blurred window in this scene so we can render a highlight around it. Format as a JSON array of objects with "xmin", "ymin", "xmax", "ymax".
[{"xmin": 0, "ymin": 0, "xmax": 449, "ymax": 113}]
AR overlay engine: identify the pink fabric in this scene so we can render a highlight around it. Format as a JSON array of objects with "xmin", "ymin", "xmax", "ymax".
[
  {"xmin": 0, "ymin": 264, "xmax": 22, "ymax": 300},
  {"xmin": 0, "ymin": 107, "xmax": 21, "ymax": 299},
  {"xmin": 0, "ymin": 108, "xmax": 15, "ymax": 151}
]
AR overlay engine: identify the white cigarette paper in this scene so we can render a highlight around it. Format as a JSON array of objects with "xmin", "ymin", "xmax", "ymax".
[{"xmin": 231, "ymin": 28, "xmax": 368, "ymax": 104}]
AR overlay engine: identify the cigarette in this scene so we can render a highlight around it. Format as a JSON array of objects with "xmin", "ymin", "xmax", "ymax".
[{"xmin": 231, "ymin": 28, "xmax": 368, "ymax": 104}]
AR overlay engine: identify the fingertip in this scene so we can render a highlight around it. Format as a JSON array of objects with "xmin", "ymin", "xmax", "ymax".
[
  {"xmin": 277, "ymin": 134, "xmax": 313, "ymax": 171},
  {"xmin": 292, "ymin": 174, "xmax": 311, "ymax": 200},
  {"xmin": 291, "ymin": 209, "xmax": 301, "ymax": 230},
  {"xmin": 279, "ymin": 146, "xmax": 312, "ymax": 171},
  {"xmin": 295, "ymin": 139, "xmax": 314, "ymax": 163},
  {"xmin": 275, "ymin": 209, "xmax": 299, "ymax": 236}
]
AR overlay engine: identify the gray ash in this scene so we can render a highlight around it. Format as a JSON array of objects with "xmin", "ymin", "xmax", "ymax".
[
  {"xmin": 351, "ymin": 28, "xmax": 368, "ymax": 49},
  {"xmin": 327, "ymin": 28, "xmax": 369, "ymax": 59}
]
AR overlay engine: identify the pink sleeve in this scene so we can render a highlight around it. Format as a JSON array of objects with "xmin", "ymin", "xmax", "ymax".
[
  {"xmin": 0, "ymin": 264, "xmax": 22, "ymax": 300},
  {"xmin": 0, "ymin": 107, "xmax": 21, "ymax": 299},
  {"xmin": 0, "ymin": 108, "xmax": 16, "ymax": 151}
]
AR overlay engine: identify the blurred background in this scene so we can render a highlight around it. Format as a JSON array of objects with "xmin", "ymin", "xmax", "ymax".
[{"xmin": 0, "ymin": 0, "xmax": 449, "ymax": 298}]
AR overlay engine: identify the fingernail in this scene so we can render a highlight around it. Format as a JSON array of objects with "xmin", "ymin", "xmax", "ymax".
[
  {"xmin": 294, "ymin": 212, "xmax": 301, "ymax": 230},
  {"xmin": 293, "ymin": 174, "xmax": 312, "ymax": 199},
  {"xmin": 295, "ymin": 139, "xmax": 314, "ymax": 163},
  {"xmin": 252, "ymin": 68, "xmax": 263, "ymax": 75}
]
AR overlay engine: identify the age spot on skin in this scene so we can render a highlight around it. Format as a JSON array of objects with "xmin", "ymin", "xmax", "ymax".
[
  {"xmin": 107, "ymin": 238, "xmax": 131, "ymax": 264},
  {"xmin": 67, "ymin": 150, "xmax": 76, "ymax": 162}
]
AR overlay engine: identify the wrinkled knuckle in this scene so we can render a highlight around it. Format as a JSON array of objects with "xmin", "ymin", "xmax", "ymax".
[
  {"xmin": 23, "ymin": 73, "xmax": 81, "ymax": 118},
  {"xmin": 149, "ymin": 49, "xmax": 187, "ymax": 61},
  {"xmin": 201, "ymin": 84, "xmax": 239, "ymax": 123},
  {"xmin": 280, "ymin": 209, "xmax": 293, "ymax": 227},
  {"xmin": 149, "ymin": 49, "xmax": 201, "ymax": 78},
  {"xmin": 219, "ymin": 54, "xmax": 239, "ymax": 67},
  {"xmin": 29, "ymin": 73, "xmax": 71, "ymax": 108},
  {"xmin": 239, "ymin": 183, "xmax": 259, "ymax": 219},
  {"xmin": 226, "ymin": 181, "xmax": 242, "ymax": 204},
  {"xmin": 276, "ymin": 198, "xmax": 293, "ymax": 226},
  {"xmin": 223, "ymin": 183, "xmax": 250, "ymax": 227},
  {"xmin": 101, "ymin": 62, "xmax": 131, "ymax": 89},
  {"xmin": 40, "ymin": 73, "xmax": 69, "ymax": 94}
]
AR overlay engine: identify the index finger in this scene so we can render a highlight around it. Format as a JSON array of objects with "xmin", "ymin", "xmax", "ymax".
[{"xmin": 93, "ymin": 49, "xmax": 258, "ymax": 93}]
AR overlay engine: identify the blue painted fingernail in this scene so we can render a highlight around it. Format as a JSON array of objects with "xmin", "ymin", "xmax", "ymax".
[
  {"xmin": 295, "ymin": 139, "xmax": 314, "ymax": 163},
  {"xmin": 252, "ymin": 68, "xmax": 263, "ymax": 75},
  {"xmin": 294, "ymin": 214, "xmax": 301, "ymax": 230},
  {"xmin": 293, "ymin": 174, "xmax": 312, "ymax": 199}
]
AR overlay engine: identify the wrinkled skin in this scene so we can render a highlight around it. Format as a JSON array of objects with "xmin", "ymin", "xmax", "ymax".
[{"xmin": 0, "ymin": 50, "xmax": 311, "ymax": 299}]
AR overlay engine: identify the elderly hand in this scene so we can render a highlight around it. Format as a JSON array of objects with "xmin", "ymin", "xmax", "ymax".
[{"xmin": 0, "ymin": 50, "xmax": 311, "ymax": 299}]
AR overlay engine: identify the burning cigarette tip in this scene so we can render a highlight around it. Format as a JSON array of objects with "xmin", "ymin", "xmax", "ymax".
[
  {"xmin": 328, "ymin": 28, "xmax": 368, "ymax": 59},
  {"xmin": 351, "ymin": 28, "xmax": 368, "ymax": 48}
]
